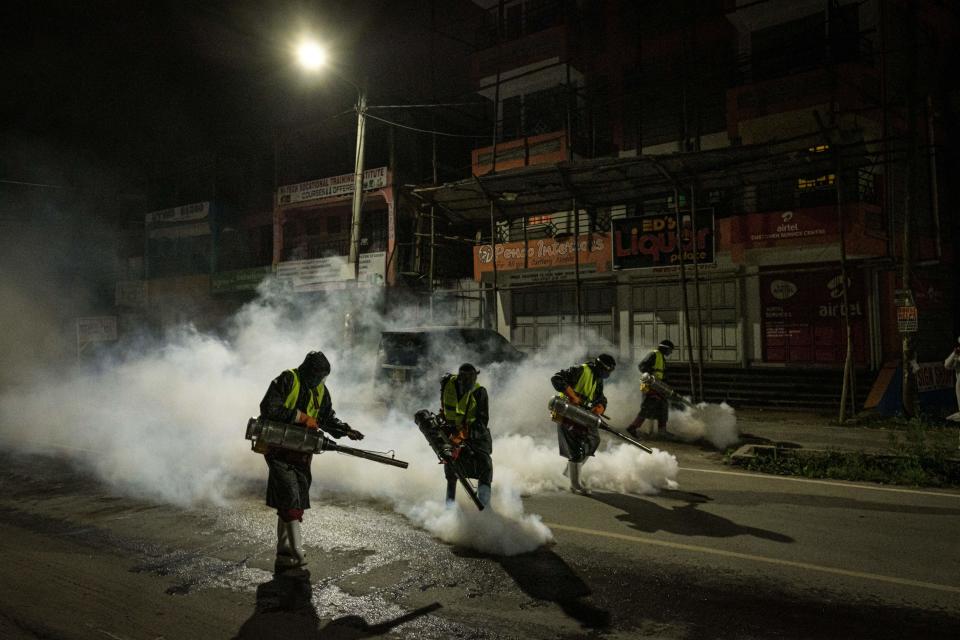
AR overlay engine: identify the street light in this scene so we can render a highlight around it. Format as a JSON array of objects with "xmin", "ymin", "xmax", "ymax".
[{"xmin": 295, "ymin": 37, "xmax": 367, "ymax": 281}]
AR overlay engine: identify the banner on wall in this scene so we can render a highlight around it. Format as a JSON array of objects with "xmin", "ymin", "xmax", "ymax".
[
  {"xmin": 277, "ymin": 167, "xmax": 388, "ymax": 206},
  {"xmin": 276, "ymin": 252, "xmax": 386, "ymax": 291}
]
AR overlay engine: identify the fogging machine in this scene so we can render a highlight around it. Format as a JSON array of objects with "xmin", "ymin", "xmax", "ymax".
[
  {"xmin": 413, "ymin": 410, "xmax": 485, "ymax": 511},
  {"xmin": 548, "ymin": 396, "xmax": 653, "ymax": 454},
  {"xmin": 245, "ymin": 417, "xmax": 409, "ymax": 469},
  {"xmin": 638, "ymin": 372, "xmax": 695, "ymax": 410}
]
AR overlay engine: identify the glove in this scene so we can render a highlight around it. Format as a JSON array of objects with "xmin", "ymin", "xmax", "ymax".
[
  {"xmin": 564, "ymin": 386, "xmax": 581, "ymax": 405},
  {"xmin": 591, "ymin": 404, "xmax": 606, "ymax": 415},
  {"xmin": 346, "ymin": 429, "xmax": 364, "ymax": 440},
  {"xmin": 295, "ymin": 411, "xmax": 319, "ymax": 430},
  {"xmin": 449, "ymin": 428, "xmax": 467, "ymax": 445}
]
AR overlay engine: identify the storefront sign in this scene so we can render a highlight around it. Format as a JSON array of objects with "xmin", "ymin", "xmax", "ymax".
[
  {"xmin": 211, "ymin": 266, "xmax": 273, "ymax": 294},
  {"xmin": 730, "ymin": 207, "xmax": 838, "ymax": 247},
  {"xmin": 760, "ymin": 265, "xmax": 867, "ymax": 364},
  {"xmin": 144, "ymin": 201, "xmax": 210, "ymax": 224},
  {"xmin": 277, "ymin": 167, "xmax": 388, "ymax": 206},
  {"xmin": 472, "ymin": 235, "xmax": 610, "ymax": 280},
  {"xmin": 612, "ymin": 209, "xmax": 715, "ymax": 270}
]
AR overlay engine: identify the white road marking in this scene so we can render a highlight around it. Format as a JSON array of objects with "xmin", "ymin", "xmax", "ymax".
[
  {"xmin": 679, "ymin": 466, "xmax": 960, "ymax": 499},
  {"xmin": 546, "ymin": 522, "xmax": 960, "ymax": 594}
]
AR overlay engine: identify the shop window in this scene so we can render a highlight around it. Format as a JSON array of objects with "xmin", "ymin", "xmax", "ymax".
[{"xmin": 797, "ymin": 174, "xmax": 835, "ymax": 191}]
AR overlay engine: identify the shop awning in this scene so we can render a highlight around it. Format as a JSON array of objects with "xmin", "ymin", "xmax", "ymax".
[{"xmin": 410, "ymin": 131, "xmax": 872, "ymax": 224}]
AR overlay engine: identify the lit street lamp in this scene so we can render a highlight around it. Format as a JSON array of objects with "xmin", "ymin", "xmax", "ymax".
[{"xmin": 295, "ymin": 38, "xmax": 367, "ymax": 281}]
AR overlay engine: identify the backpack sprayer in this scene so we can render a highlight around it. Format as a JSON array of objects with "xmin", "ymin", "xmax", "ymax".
[
  {"xmin": 245, "ymin": 417, "xmax": 409, "ymax": 469},
  {"xmin": 638, "ymin": 372, "xmax": 696, "ymax": 410},
  {"xmin": 547, "ymin": 396, "xmax": 653, "ymax": 454},
  {"xmin": 414, "ymin": 410, "xmax": 485, "ymax": 511}
]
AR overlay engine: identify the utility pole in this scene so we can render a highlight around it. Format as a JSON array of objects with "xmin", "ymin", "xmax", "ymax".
[
  {"xmin": 348, "ymin": 89, "xmax": 368, "ymax": 280},
  {"xmin": 901, "ymin": 6, "xmax": 919, "ymax": 417}
]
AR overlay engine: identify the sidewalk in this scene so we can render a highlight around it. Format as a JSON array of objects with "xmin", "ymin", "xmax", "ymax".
[{"xmin": 731, "ymin": 408, "xmax": 906, "ymax": 453}]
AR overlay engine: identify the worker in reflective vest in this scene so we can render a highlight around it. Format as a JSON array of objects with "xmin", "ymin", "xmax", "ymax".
[
  {"xmin": 551, "ymin": 354, "xmax": 616, "ymax": 495},
  {"xmin": 628, "ymin": 339, "xmax": 675, "ymax": 439},
  {"xmin": 439, "ymin": 363, "xmax": 492, "ymax": 507},
  {"xmin": 258, "ymin": 350, "xmax": 364, "ymax": 569}
]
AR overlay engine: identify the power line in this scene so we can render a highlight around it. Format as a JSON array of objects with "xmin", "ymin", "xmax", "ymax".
[{"xmin": 363, "ymin": 111, "xmax": 492, "ymax": 139}]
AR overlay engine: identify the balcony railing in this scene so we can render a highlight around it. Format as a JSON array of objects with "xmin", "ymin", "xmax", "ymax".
[{"xmin": 475, "ymin": 0, "xmax": 571, "ymax": 49}]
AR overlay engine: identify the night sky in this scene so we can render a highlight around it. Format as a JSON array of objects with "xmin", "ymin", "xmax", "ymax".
[
  {"xmin": 0, "ymin": 1, "xmax": 405, "ymax": 194},
  {"xmin": 1, "ymin": 1, "xmax": 463, "ymax": 352}
]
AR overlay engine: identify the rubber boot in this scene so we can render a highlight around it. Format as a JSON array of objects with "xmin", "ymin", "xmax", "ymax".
[
  {"xmin": 282, "ymin": 519, "xmax": 307, "ymax": 567},
  {"xmin": 445, "ymin": 478, "xmax": 457, "ymax": 505},
  {"xmin": 626, "ymin": 414, "xmax": 643, "ymax": 438},
  {"xmin": 477, "ymin": 483, "xmax": 491, "ymax": 508},
  {"xmin": 568, "ymin": 461, "xmax": 590, "ymax": 495},
  {"xmin": 275, "ymin": 517, "xmax": 298, "ymax": 568},
  {"xmin": 639, "ymin": 419, "xmax": 656, "ymax": 437}
]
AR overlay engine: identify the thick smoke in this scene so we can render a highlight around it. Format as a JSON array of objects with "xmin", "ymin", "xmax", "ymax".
[
  {"xmin": 669, "ymin": 402, "xmax": 740, "ymax": 450},
  {"xmin": 0, "ymin": 277, "xmax": 689, "ymax": 555}
]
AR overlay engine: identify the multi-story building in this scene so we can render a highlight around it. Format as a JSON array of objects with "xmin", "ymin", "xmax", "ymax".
[{"xmin": 412, "ymin": 0, "xmax": 957, "ymax": 407}]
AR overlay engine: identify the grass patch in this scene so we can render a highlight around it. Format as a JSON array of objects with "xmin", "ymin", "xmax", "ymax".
[{"xmin": 737, "ymin": 424, "xmax": 960, "ymax": 487}]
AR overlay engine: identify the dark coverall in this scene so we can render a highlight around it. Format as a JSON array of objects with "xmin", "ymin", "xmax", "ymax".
[
  {"xmin": 258, "ymin": 369, "xmax": 352, "ymax": 518},
  {"xmin": 636, "ymin": 348, "xmax": 669, "ymax": 428},
  {"xmin": 439, "ymin": 374, "xmax": 493, "ymax": 486},
  {"xmin": 551, "ymin": 364, "xmax": 606, "ymax": 463}
]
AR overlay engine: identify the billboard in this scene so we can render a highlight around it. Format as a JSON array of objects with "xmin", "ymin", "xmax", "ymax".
[
  {"xmin": 612, "ymin": 209, "xmax": 715, "ymax": 270},
  {"xmin": 145, "ymin": 201, "xmax": 213, "ymax": 278},
  {"xmin": 277, "ymin": 167, "xmax": 389, "ymax": 206}
]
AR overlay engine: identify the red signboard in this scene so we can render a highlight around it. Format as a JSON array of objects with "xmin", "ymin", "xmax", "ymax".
[
  {"xmin": 612, "ymin": 210, "xmax": 715, "ymax": 270},
  {"xmin": 728, "ymin": 207, "xmax": 838, "ymax": 248},
  {"xmin": 760, "ymin": 265, "xmax": 868, "ymax": 365}
]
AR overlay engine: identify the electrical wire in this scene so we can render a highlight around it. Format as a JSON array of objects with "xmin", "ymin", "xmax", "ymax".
[{"xmin": 362, "ymin": 111, "xmax": 493, "ymax": 139}]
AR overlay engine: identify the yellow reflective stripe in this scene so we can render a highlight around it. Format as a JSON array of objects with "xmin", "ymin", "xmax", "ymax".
[
  {"xmin": 442, "ymin": 375, "xmax": 478, "ymax": 423},
  {"xmin": 283, "ymin": 369, "xmax": 325, "ymax": 419},
  {"xmin": 654, "ymin": 351, "xmax": 665, "ymax": 379},
  {"xmin": 573, "ymin": 364, "xmax": 597, "ymax": 401}
]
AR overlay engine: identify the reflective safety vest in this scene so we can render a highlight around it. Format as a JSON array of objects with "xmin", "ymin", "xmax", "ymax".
[
  {"xmin": 442, "ymin": 375, "xmax": 480, "ymax": 426},
  {"xmin": 572, "ymin": 364, "xmax": 598, "ymax": 402},
  {"xmin": 283, "ymin": 369, "xmax": 326, "ymax": 419},
  {"xmin": 650, "ymin": 350, "xmax": 665, "ymax": 380},
  {"xmin": 639, "ymin": 350, "xmax": 665, "ymax": 394}
]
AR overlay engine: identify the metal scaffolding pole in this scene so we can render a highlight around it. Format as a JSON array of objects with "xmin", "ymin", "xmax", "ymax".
[
  {"xmin": 489, "ymin": 200, "xmax": 498, "ymax": 332},
  {"xmin": 689, "ymin": 183, "xmax": 705, "ymax": 402},
  {"xmin": 674, "ymin": 186, "xmax": 696, "ymax": 395}
]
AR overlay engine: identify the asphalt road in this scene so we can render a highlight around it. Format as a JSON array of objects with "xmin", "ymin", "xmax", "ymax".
[{"xmin": 1, "ymin": 445, "xmax": 958, "ymax": 640}]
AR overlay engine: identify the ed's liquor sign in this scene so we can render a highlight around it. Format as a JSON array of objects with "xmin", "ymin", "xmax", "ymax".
[{"xmin": 612, "ymin": 210, "xmax": 715, "ymax": 270}]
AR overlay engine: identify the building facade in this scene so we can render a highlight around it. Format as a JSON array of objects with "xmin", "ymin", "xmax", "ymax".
[{"xmin": 417, "ymin": 0, "xmax": 957, "ymax": 382}]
